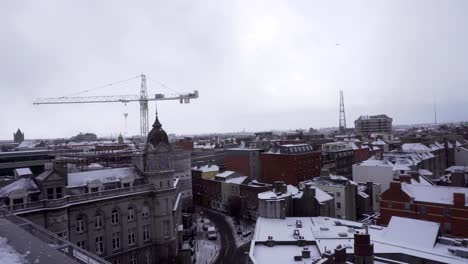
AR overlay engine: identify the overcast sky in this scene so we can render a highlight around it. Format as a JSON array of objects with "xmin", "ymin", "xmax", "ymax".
[{"xmin": 1, "ymin": 0, "xmax": 468, "ymax": 140}]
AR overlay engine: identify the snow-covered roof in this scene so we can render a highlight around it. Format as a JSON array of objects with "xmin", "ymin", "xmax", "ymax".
[
  {"xmin": 14, "ymin": 168, "xmax": 32, "ymax": 176},
  {"xmin": 0, "ymin": 237, "xmax": 26, "ymax": 264},
  {"xmin": 357, "ymin": 159, "xmax": 393, "ymax": 168},
  {"xmin": 17, "ymin": 140, "xmax": 42, "ymax": 149},
  {"xmin": 192, "ymin": 164, "xmax": 219, "ymax": 173},
  {"xmin": 401, "ymin": 143, "xmax": 431, "ymax": 152},
  {"xmin": 314, "ymin": 188, "xmax": 334, "ymax": 203},
  {"xmin": 371, "ymin": 139, "xmax": 386, "ymax": 145},
  {"xmin": 215, "ymin": 170, "xmax": 236, "ymax": 178},
  {"xmin": 225, "ymin": 176, "xmax": 248, "ymax": 185},
  {"xmin": 0, "ymin": 178, "xmax": 39, "ymax": 197},
  {"xmin": 402, "ymin": 183, "xmax": 468, "ymax": 206},
  {"xmin": 67, "ymin": 167, "xmax": 139, "ymax": 187},
  {"xmin": 382, "ymin": 217, "xmax": 439, "ymax": 249},
  {"xmin": 418, "ymin": 169, "xmax": 433, "ymax": 176},
  {"xmin": 87, "ymin": 163, "xmax": 103, "ymax": 169},
  {"xmin": 250, "ymin": 216, "xmax": 468, "ymax": 264},
  {"xmin": 445, "ymin": 166, "xmax": 468, "ymax": 173}
]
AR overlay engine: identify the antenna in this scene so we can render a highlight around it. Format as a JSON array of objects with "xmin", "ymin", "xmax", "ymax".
[{"xmin": 339, "ymin": 90, "xmax": 346, "ymax": 133}]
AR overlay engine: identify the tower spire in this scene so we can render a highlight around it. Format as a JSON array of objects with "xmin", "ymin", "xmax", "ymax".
[{"xmin": 339, "ymin": 90, "xmax": 347, "ymax": 133}]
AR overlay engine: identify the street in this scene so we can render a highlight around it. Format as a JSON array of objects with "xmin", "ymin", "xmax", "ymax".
[{"xmin": 202, "ymin": 209, "xmax": 252, "ymax": 264}]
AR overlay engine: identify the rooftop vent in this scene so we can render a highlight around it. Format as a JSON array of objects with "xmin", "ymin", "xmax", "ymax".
[
  {"xmin": 293, "ymin": 229, "xmax": 300, "ymax": 239},
  {"xmin": 338, "ymin": 232, "xmax": 348, "ymax": 237},
  {"xmin": 334, "ymin": 220, "xmax": 343, "ymax": 226},
  {"xmin": 296, "ymin": 220, "xmax": 302, "ymax": 228},
  {"xmin": 293, "ymin": 255, "xmax": 302, "ymax": 261},
  {"xmin": 266, "ymin": 236, "xmax": 275, "ymax": 247},
  {"xmin": 302, "ymin": 248, "xmax": 311, "ymax": 258}
]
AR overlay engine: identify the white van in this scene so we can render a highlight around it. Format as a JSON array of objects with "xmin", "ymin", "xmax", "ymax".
[{"xmin": 207, "ymin": 226, "xmax": 217, "ymax": 240}]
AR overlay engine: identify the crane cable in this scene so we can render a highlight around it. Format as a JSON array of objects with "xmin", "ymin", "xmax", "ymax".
[
  {"xmin": 65, "ymin": 75, "xmax": 141, "ymax": 97},
  {"xmin": 147, "ymin": 76, "xmax": 181, "ymax": 95}
]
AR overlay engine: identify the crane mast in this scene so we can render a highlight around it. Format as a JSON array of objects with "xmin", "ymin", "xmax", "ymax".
[
  {"xmin": 33, "ymin": 74, "xmax": 199, "ymax": 140},
  {"xmin": 139, "ymin": 74, "xmax": 149, "ymax": 138}
]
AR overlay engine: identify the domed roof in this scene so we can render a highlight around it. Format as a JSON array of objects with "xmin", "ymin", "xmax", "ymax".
[{"xmin": 147, "ymin": 115, "xmax": 169, "ymax": 147}]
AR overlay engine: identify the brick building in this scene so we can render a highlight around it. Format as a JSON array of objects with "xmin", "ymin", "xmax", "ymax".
[
  {"xmin": 379, "ymin": 181, "xmax": 468, "ymax": 237},
  {"xmin": 261, "ymin": 144, "xmax": 321, "ymax": 185},
  {"xmin": 224, "ymin": 148, "xmax": 263, "ymax": 181}
]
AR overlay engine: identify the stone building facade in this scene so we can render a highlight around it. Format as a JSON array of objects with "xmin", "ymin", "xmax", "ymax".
[{"xmin": 0, "ymin": 114, "xmax": 184, "ymax": 263}]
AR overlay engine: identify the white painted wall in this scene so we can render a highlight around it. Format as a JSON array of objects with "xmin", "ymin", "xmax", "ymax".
[
  {"xmin": 455, "ymin": 147, "xmax": 468, "ymax": 166},
  {"xmin": 352, "ymin": 164, "xmax": 395, "ymax": 192}
]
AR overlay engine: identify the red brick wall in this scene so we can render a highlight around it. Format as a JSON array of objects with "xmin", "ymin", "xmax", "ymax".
[
  {"xmin": 261, "ymin": 152, "xmax": 321, "ymax": 185},
  {"xmin": 353, "ymin": 148, "xmax": 370, "ymax": 163},
  {"xmin": 379, "ymin": 182, "xmax": 468, "ymax": 237},
  {"xmin": 239, "ymin": 184, "xmax": 272, "ymax": 210},
  {"xmin": 225, "ymin": 156, "xmax": 251, "ymax": 177},
  {"xmin": 176, "ymin": 141, "xmax": 194, "ymax": 151}
]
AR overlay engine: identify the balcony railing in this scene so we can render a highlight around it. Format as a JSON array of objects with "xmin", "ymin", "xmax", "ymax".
[
  {"xmin": 6, "ymin": 184, "xmax": 155, "ymax": 213},
  {"xmin": 1, "ymin": 211, "xmax": 110, "ymax": 264}
]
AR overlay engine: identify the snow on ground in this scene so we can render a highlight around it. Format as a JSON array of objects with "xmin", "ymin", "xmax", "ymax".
[
  {"xmin": 194, "ymin": 215, "xmax": 221, "ymax": 264},
  {"xmin": 0, "ymin": 237, "xmax": 26, "ymax": 264},
  {"xmin": 222, "ymin": 214, "xmax": 255, "ymax": 247}
]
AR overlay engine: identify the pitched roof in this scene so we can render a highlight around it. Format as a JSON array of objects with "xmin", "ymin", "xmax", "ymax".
[{"xmin": 401, "ymin": 184, "xmax": 468, "ymax": 206}]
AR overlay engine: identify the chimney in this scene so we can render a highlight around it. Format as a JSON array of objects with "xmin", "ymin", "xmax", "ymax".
[
  {"xmin": 408, "ymin": 171, "xmax": 420, "ymax": 183},
  {"xmin": 450, "ymin": 171, "xmax": 465, "ymax": 187},
  {"xmin": 334, "ymin": 245, "xmax": 347, "ymax": 264},
  {"xmin": 453, "ymin": 193, "xmax": 466, "ymax": 208},
  {"xmin": 389, "ymin": 181, "xmax": 402, "ymax": 191},
  {"xmin": 53, "ymin": 159, "xmax": 68, "ymax": 185},
  {"xmin": 398, "ymin": 174, "xmax": 412, "ymax": 184},
  {"xmin": 354, "ymin": 231, "xmax": 374, "ymax": 264}
]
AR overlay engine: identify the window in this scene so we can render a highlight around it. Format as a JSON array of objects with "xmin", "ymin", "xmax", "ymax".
[
  {"xmin": 444, "ymin": 222, "xmax": 452, "ymax": 234},
  {"xmin": 164, "ymin": 198, "xmax": 169, "ymax": 213},
  {"xmin": 112, "ymin": 232, "xmax": 120, "ymax": 250},
  {"xmin": 90, "ymin": 187, "xmax": 99, "ymax": 193},
  {"xmin": 145, "ymin": 249, "xmax": 151, "ymax": 264},
  {"xmin": 76, "ymin": 217, "xmax": 85, "ymax": 233},
  {"xmin": 336, "ymin": 202, "xmax": 341, "ymax": 209},
  {"xmin": 128, "ymin": 228, "xmax": 136, "ymax": 246},
  {"xmin": 419, "ymin": 205, "xmax": 427, "ymax": 214},
  {"xmin": 163, "ymin": 220, "xmax": 171, "ymax": 237},
  {"xmin": 112, "ymin": 259, "xmax": 121, "ymax": 264},
  {"xmin": 128, "ymin": 208, "xmax": 135, "ymax": 221},
  {"xmin": 111, "ymin": 209, "xmax": 119, "ymax": 224},
  {"xmin": 95, "ymin": 236, "xmax": 104, "ymax": 254},
  {"xmin": 56, "ymin": 187, "xmax": 63, "ymax": 199},
  {"xmin": 143, "ymin": 224, "xmax": 150, "ymax": 241},
  {"xmin": 95, "ymin": 215, "xmax": 103, "ymax": 228},
  {"xmin": 77, "ymin": 240, "xmax": 86, "ymax": 250},
  {"xmin": 336, "ymin": 192, "xmax": 341, "ymax": 197},
  {"xmin": 12, "ymin": 198, "xmax": 24, "ymax": 205},
  {"xmin": 142, "ymin": 205, "xmax": 149, "ymax": 218},
  {"xmin": 444, "ymin": 207, "xmax": 451, "ymax": 217},
  {"xmin": 404, "ymin": 203, "xmax": 411, "ymax": 211},
  {"xmin": 167, "ymin": 180, "xmax": 170, "ymax": 187},
  {"xmin": 130, "ymin": 253, "xmax": 138, "ymax": 264},
  {"xmin": 123, "ymin": 183, "xmax": 130, "ymax": 188},
  {"xmin": 47, "ymin": 188, "xmax": 54, "ymax": 199},
  {"xmin": 388, "ymin": 201, "xmax": 392, "ymax": 208}
]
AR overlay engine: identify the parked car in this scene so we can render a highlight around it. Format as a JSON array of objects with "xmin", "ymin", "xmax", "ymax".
[{"xmin": 207, "ymin": 226, "xmax": 217, "ymax": 240}]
